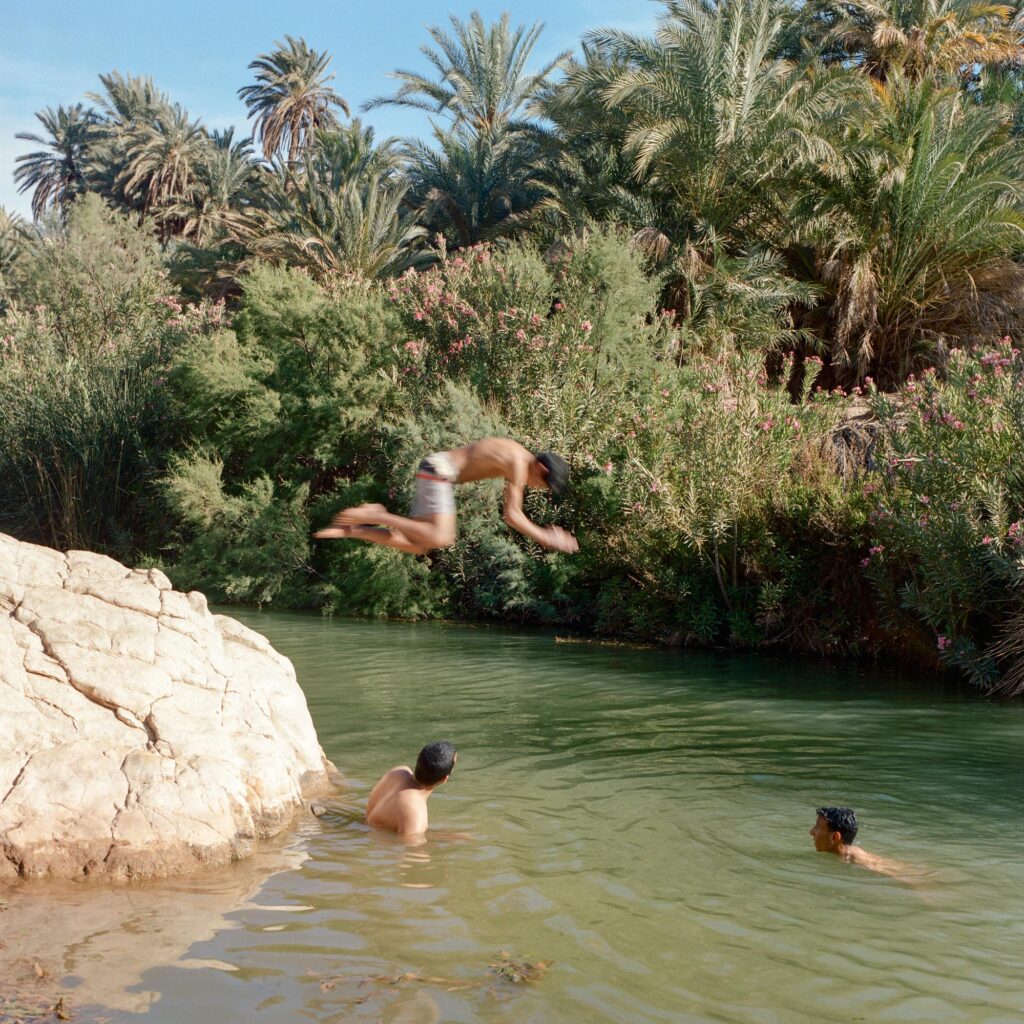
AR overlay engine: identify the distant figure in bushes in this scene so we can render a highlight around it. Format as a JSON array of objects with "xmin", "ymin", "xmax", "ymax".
[
  {"xmin": 314, "ymin": 437, "xmax": 578, "ymax": 554},
  {"xmin": 365, "ymin": 741, "xmax": 458, "ymax": 839},
  {"xmin": 810, "ymin": 806, "xmax": 918, "ymax": 880}
]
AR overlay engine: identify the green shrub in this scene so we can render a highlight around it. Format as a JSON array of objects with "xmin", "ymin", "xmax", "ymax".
[
  {"xmin": 0, "ymin": 197, "xmax": 210, "ymax": 555},
  {"xmin": 864, "ymin": 339, "xmax": 1024, "ymax": 691}
]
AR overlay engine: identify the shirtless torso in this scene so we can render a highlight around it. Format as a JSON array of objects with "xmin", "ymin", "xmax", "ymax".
[
  {"xmin": 444, "ymin": 437, "xmax": 536, "ymax": 484},
  {"xmin": 365, "ymin": 766, "xmax": 431, "ymax": 837},
  {"xmin": 840, "ymin": 845, "xmax": 922, "ymax": 881}
]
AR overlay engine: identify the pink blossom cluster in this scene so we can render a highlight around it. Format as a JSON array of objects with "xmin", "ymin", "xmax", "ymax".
[
  {"xmin": 447, "ymin": 336, "xmax": 474, "ymax": 356},
  {"xmin": 860, "ymin": 544, "xmax": 885, "ymax": 568}
]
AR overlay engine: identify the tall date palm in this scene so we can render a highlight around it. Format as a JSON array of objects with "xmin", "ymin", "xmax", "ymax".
[
  {"xmin": 118, "ymin": 103, "xmax": 208, "ymax": 234},
  {"xmin": 369, "ymin": 11, "xmax": 565, "ymax": 245},
  {"xmin": 14, "ymin": 104, "xmax": 98, "ymax": 219},
  {"xmin": 795, "ymin": 75, "xmax": 1024, "ymax": 382},
  {"xmin": 589, "ymin": 0, "xmax": 866, "ymax": 251},
  {"xmin": 364, "ymin": 11, "xmax": 568, "ymax": 133},
  {"xmin": 240, "ymin": 36, "xmax": 349, "ymax": 165},
  {"xmin": 824, "ymin": 0, "xmax": 1023, "ymax": 81}
]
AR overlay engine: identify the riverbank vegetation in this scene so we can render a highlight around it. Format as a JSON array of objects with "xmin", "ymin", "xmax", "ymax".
[{"xmin": 2, "ymin": 0, "xmax": 1023, "ymax": 692}]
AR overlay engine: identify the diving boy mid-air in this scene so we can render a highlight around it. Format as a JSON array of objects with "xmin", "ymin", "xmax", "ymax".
[{"xmin": 314, "ymin": 437, "xmax": 577, "ymax": 555}]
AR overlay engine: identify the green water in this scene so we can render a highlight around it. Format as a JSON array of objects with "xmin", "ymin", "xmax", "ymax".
[{"xmin": 3, "ymin": 613, "xmax": 1024, "ymax": 1023}]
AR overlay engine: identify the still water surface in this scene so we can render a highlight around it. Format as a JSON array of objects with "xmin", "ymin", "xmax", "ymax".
[{"xmin": 3, "ymin": 613, "xmax": 1024, "ymax": 1023}]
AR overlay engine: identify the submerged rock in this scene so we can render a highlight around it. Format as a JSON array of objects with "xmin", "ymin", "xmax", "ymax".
[{"xmin": 0, "ymin": 533, "xmax": 335, "ymax": 880}]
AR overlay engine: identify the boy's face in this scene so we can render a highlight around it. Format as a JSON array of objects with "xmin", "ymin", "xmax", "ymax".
[{"xmin": 809, "ymin": 814, "xmax": 841, "ymax": 852}]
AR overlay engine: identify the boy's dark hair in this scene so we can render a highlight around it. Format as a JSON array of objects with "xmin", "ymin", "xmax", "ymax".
[
  {"xmin": 534, "ymin": 451, "xmax": 570, "ymax": 499},
  {"xmin": 414, "ymin": 741, "xmax": 457, "ymax": 786},
  {"xmin": 817, "ymin": 806, "xmax": 858, "ymax": 844}
]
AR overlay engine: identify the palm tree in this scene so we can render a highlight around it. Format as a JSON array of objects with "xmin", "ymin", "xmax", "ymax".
[
  {"xmin": 165, "ymin": 128, "xmax": 266, "ymax": 244},
  {"xmin": 794, "ymin": 74, "xmax": 1024, "ymax": 383},
  {"xmin": 403, "ymin": 124, "xmax": 544, "ymax": 246},
  {"xmin": 239, "ymin": 36, "xmax": 349, "ymax": 165},
  {"xmin": 14, "ymin": 104, "xmax": 98, "ymax": 219},
  {"xmin": 86, "ymin": 72, "xmax": 175, "ymax": 213},
  {"xmin": 532, "ymin": 39, "xmax": 663, "ymax": 234},
  {"xmin": 369, "ymin": 12, "xmax": 565, "ymax": 246},
  {"xmin": 306, "ymin": 119, "xmax": 403, "ymax": 191},
  {"xmin": 117, "ymin": 103, "xmax": 209, "ymax": 237},
  {"xmin": 822, "ymin": 0, "xmax": 1022, "ymax": 82},
  {"xmin": 587, "ymin": 0, "xmax": 866, "ymax": 252},
  {"xmin": 246, "ymin": 172, "xmax": 426, "ymax": 279},
  {"xmin": 364, "ymin": 11, "xmax": 569, "ymax": 133}
]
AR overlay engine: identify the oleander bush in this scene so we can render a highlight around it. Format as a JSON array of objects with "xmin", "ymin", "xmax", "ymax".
[{"xmin": 863, "ymin": 341, "xmax": 1024, "ymax": 692}]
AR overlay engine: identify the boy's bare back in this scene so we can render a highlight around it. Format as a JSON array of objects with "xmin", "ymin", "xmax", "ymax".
[
  {"xmin": 443, "ymin": 438, "xmax": 537, "ymax": 484},
  {"xmin": 365, "ymin": 766, "xmax": 429, "ymax": 837}
]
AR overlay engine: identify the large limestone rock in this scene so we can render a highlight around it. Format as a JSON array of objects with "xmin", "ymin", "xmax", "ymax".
[{"xmin": 0, "ymin": 533, "xmax": 334, "ymax": 880}]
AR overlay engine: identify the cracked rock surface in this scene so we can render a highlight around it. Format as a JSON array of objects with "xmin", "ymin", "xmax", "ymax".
[{"xmin": 0, "ymin": 533, "xmax": 335, "ymax": 880}]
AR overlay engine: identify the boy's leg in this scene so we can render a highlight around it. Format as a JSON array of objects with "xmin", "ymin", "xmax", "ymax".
[
  {"xmin": 314, "ymin": 524, "xmax": 431, "ymax": 555},
  {"xmin": 314, "ymin": 505, "xmax": 455, "ymax": 553},
  {"xmin": 336, "ymin": 504, "xmax": 455, "ymax": 549}
]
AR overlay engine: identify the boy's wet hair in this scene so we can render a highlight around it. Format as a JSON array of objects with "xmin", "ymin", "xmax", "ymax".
[
  {"xmin": 817, "ymin": 806, "xmax": 858, "ymax": 844},
  {"xmin": 415, "ymin": 741, "xmax": 457, "ymax": 786},
  {"xmin": 534, "ymin": 451, "xmax": 570, "ymax": 499}
]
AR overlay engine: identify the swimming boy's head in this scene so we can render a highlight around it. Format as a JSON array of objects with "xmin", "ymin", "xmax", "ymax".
[
  {"xmin": 531, "ymin": 451, "xmax": 570, "ymax": 500},
  {"xmin": 810, "ymin": 806, "xmax": 858, "ymax": 851},
  {"xmin": 414, "ymin": 741, "xmax": 457, "ymax": 787}
]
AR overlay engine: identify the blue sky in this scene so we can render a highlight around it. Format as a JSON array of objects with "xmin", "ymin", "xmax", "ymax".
[{"xmin": 0, "ymin": 0, "xmax": 660, "ymax": 219}]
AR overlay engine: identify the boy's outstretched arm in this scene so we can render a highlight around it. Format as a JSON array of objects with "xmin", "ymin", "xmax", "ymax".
[{"xmin": 502, "ymin": 479, "xmax": 578, "ymax": 553}]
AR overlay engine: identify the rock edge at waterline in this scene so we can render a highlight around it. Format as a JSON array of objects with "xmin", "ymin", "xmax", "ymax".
[{"xmin": 0, "ymin": 532, "xmax": 335, "ymax": 880}]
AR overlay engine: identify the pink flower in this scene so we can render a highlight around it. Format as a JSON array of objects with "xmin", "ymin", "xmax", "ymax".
[
  {"xmin": 515, "ymin": 329, "xmax": 527, "ymax": 341},
  {"xmin": 860, "ymin": 558, "xmax": 870, "ymax": 568},
  {"xmin": 413, "ymin": 310, "xmax": 425, "ymax": 321},
  {"xmin": 759, "ymin": 418, "xmax": 774, "ymax": 431},
  {"xmin": 581, "ymin": 320, "xmax": 593, "ymax": 333},
  {"xmin": 603, "ymin": 462, "xmax": 613, "ymax": 474},
  {"xmin": 982, "ymin": 536, "xmax": 994, "ymax": 545},
  {"xmin": 937, "ymin": 635, "xmax": 951, "ymax": 651}
]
